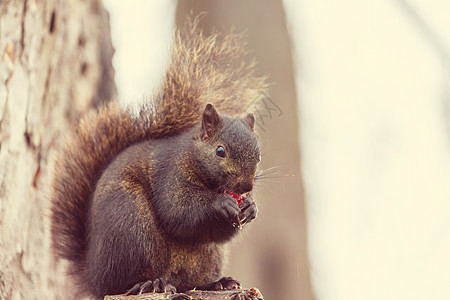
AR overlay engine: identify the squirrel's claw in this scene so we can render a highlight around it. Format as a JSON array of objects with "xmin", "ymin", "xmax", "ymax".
[
  {"xmin": 125, "ymin": 282, "xmax": 141, "ymax": 295},
  {"xmin": 239, "ymin": 196, "xmax": 258, "ymax": 225},
  {"xmin": 199, "ymin": 276, "xmax": 242, "ymax": 291},
  {"xmin": 125, "ymin": 278, "xmax": 176, "ymax": 295}
]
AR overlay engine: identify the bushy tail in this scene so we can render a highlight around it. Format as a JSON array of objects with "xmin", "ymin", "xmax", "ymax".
[{"xmin": 50, "ymin": 16, "xmax": 268, "ymax": 276}]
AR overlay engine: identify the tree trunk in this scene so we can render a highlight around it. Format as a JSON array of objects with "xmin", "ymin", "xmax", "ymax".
[
  {"xmin": 0, "ymin": 0, "xmax": 116, "ymax": 298},
  {"xmin": 176, "ymin": 2, "xmax": 314, "ymax": 300}
]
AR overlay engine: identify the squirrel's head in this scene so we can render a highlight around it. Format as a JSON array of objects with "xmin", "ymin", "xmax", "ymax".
[{"xmin": 192, "ymin": 103, "xmax": 261, "ymax": 195}]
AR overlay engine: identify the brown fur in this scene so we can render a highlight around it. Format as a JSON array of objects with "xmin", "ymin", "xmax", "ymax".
[{"xmin": 50, "ymin": 16, "xmax": 267, "ymax": 298}]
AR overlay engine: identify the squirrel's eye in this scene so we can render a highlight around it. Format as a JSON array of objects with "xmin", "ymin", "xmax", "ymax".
[{"xmin": 216, "ymin": 146, "xmax": 226, "ymax": 158}]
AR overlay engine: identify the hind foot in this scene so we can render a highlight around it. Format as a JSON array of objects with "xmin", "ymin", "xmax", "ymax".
[
  {"xmin": 199, "ymin": 276, "xmax": 242, "ymax": 291},
  {"xmin": 125, "ymin": 278, "xmax": 176, "ymax": 295}
]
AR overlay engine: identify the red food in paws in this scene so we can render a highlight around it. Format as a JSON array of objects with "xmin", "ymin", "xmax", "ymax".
[{"xmin": 225, "ymin": 190, "xmax": 244, "ymax": 205}]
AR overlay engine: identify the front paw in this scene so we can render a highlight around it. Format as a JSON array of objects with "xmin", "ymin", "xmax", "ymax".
[
  {"xmin": 239, "ymin": 196, "xmax": 258, "ymax": 225},
  {"xmin": 213, "ymin": 194, "xmax": 241, "ymax": 227}
]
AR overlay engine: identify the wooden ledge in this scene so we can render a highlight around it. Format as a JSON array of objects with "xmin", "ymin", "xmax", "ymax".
[{"xmin": 104, "ymin": 288, "xmax": 264, "ymax": 300}]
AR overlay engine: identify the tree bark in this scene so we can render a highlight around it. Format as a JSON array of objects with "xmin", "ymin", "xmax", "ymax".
[
  {"xmin": 0, "ymin": 0, "xmax": 116, "ymax": 299},
  {"xmin": 105, "ymin": 288, "xmax": 264, "ymax": 300}
]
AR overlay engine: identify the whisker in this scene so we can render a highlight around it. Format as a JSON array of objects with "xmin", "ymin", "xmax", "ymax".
[{"xmin": 254, "ymin": 165, "xmax": 286, "ymax": 182}]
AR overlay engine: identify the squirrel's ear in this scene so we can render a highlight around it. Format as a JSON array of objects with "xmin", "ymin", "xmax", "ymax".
[
  {"xmin": 202, "ymin": 103, "xmax": 221, "ymax": 140},
  {"xmin": 244, "ymin": 113, "xmax": 255, "ymax": 131}
]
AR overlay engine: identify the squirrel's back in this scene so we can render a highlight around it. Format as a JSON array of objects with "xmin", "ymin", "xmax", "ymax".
[{"xmin": 50, "ymin": 17, "xmax": 267, "ymax": 293}]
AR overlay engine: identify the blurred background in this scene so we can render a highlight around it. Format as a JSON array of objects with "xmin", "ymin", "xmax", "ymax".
[{"xmin": 103, "ymin": 1, "xmax": 450, "ymax": 300}]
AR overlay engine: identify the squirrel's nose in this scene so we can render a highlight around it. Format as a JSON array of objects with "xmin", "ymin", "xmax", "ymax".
[{"xmin": 236, "ymin": 181, "xmax": 253, "ymax": 194}]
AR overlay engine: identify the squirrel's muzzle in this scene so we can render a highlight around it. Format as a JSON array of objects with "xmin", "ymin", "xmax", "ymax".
[{"xmin": 235, "ymin": 181, "xmax": 254, "ymax": 194}]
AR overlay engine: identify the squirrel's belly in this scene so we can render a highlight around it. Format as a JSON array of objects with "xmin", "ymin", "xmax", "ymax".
[{"xmin": 165, "ymin": 242, "xmax": 224, "ymax": 291}]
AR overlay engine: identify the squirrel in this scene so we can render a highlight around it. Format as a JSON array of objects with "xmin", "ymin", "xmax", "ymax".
[{"xmin": 50, "ymin": 17, "xmax": 268, "ymax": 299}]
